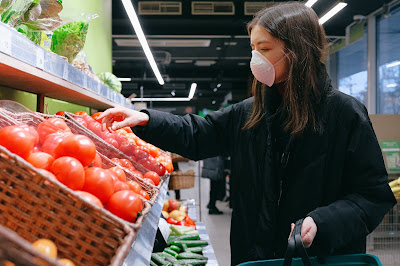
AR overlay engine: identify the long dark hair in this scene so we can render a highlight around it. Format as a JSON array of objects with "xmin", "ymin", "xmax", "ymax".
[{"xmin": 243, "ymin": 2, "xmax": 329, "ymax": 137}]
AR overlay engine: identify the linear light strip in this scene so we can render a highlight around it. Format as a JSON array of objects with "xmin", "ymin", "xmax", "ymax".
[
  {"xmin": 121, "ymin": 0, "xmax": 164, "ymax": 85},
  {"xmin": 386, "ymin": 61, "xmax": 400, "ymax": 68},
  {"xmin": 305, "ymin": 0, "xmax": 318, "ymax": 8},
  {"xmin": 188, "ymin": 83, "xmax": 197, "ymax": 99},
  {"xmin": 131, "ymin": 98, "xmax": 191, "ymax": 102},
  {"xmin": 319, "ymin": 2, "xmax": 348, "ymax": 25}
]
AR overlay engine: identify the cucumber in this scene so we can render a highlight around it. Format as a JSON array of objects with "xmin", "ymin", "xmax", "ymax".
[
  {"xmin": 150, "ymin": 260, "xmax": 158, "ymax": 266},
  {"xmin": 169, "ymin": 245, "xmax": 181, "ymax": 253},
  {"xmin": 162, "ymin": 251, "xmax": 180, "ymax": 264},
  {"xmin": 177, "ymin": 252, "xmax": 208, "ymax": 261},
  {"xmin": 167, "ymin": 234, "xmax": 199, "ymax": 245},
  {"xmin": 163, "ymin": 247, "xmax": 178, "ymax": 257},
  {"xmin": 177, "ymin": 259, "xmax": 208, "ymax": 265},
  {"xmin": 171, "ymin": 240, "xmax": 208, "ymax": 248},
  {"xmin": 186, "ymin": 247, "xmax": 203, "ymax": 254},
  {"xmin": 182, "ymin": 243, "xmax": 189, "ymax": 252},
  {"xmin": 151, "ymin": 253, "xmax": 171, "ymax": 265}
]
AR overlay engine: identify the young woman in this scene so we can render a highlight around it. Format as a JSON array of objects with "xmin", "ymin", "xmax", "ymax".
[{"xmin": 99, "ymin": 2, "xmax": 396, "ymax": 265}]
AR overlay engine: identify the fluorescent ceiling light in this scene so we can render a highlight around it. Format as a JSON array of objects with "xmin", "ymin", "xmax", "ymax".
[
  {"xmin": 386, "ymin": 61, "xmax": 400, "ymax": 68},
  {"xmin": 121, "ymin": 0, "xmax": 164, "ymax": 85},
  {"xmin": 319, "ymin": 2, "xmax": 347, "ymax": 25},
  {"xmin": 118, "ymin": 77, "xmax": 132, "ymax": 82},
  {"xmin": 305, "ymin": 0, "xmax": 318, "ymax": 7},
  {"xmin": 131, "ymin": 83, "xmax": 197, "ymax": 102},
  {"xmin": 387, "ymin": 83, "xmax": 397, "ymax": 88},
  {"xmin": 188, "ymin": 83, "xmax": 197, "ymax": 99},
  {"xmin": 115, "ymin": 39, "xmax": 211, "ymax": 47}
]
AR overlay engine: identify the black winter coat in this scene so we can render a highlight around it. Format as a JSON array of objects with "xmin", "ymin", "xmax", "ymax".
[{"xmin": 134, "ymin": 72, "xmax": 396, "ymax": 265}]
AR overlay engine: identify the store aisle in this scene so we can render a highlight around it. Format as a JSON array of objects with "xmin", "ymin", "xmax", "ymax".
[{"xmin": 171, "ymin": 160, "xmax": 232, "ymax": 266}]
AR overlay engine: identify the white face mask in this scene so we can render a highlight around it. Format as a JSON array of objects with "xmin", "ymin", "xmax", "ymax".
[{"xmin": 250, "ymin": 50, "xmax": 286, "ymax": 87}]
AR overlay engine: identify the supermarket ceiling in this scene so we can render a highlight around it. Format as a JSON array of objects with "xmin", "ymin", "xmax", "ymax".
[{"xmin": 111, "ymin": 0, "xmax": 391, "ymax": 113}]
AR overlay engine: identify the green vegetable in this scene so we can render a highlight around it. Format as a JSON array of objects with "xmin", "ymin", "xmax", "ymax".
[
  {"xmin": 169, "ymin": 245, "xmax": 181, "ymax": 253},
  {"xmin": 170, "ymin": 225, "xmax": 198, "ymax": 236},
  {"xmin": 182, "ymin": 243, "xmax": 189, "ymax": 252},
  {"xmin": 176, "ymin": 259, "xmax": 207, "ymax": 265},
  {"xmin": 168, "ymin": 234, "xmax": 200, "ymax": 245},
  {"xmin": 97, "ymin": 72, "xmax": 122, "ymax": 93},
  {"xmin": 16, "ymin": 24, "xmax": 41, "ymax": 44},
  {"xmin": 171, "ymin": 240, "xmax": 209, "ymax": 248},
  {"xmin": 150, "ymin": 260, "xmax": 158, "ymax": 266},
  {"xmin": 163, "ymin": 247, "xmax": 178, "ymax": 257},
  {"xmin": 186, "ymin": 247, "xmax": 203, "ymax": 254},
  {"xmin": 161, "ymin": 252, "xmax": 180, "ymax": 264},
  {"xmin": 50, "ymin": 21, "xmax": 89, "ymax": 63},
  {"xmin": 151, "ymin": 253, "xmax": 171, "ymax": 266},
  {"xmin": 1, "ymin": 0, "xmax": 34, "ymax": 25},
  {"xmin": 177, "ymin": 252, "xmax": 208, "ymax": 261}
]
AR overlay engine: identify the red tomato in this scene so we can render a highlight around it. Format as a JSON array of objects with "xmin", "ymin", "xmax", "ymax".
[
  {"xmin": 114, "ymin": 133, "xmax": 127, "ymax": 146},
  {"xmin": 33, "ymin": 146, "xmax": 42, "ymax": 152},
  {"xmin": 144, "ymin": 178, "xmax": 156, "ymax": 186},
  {"xmin": 83, "ymin": 167, "xmax": 114, "ymax": 203},
  {"xmin": 119, "ymin": 159, "xmax": 135, "ymax": 170},
  {"xmin": 0, "ymin": 125, "xmax": 36, "ymax": 159},
  {"xmin": 47, "ymin": 117, "xmax": 71, "ymax": 132},
  {"xmin": 114, "ymin": 181, "xmax": 131, "ymax": 193},
  {"xmin": 132, "ymin": 170, "xmax": 144, "ymax": 180},
  {"xmin": 119, "ymin": 142, "xmax": 136, "ymax": 157},
  {"xmin": 144, "ymin": 171, "xmax": 160, "ymax": 186},
  {"xmin": 108, "ymin": 166, "xmax": 127, "ymax": 182},
  {"xmin": 37, "ymin": 169, "xmax": 57, "ymax": 181},
  {"xmin": 148, "ymin": 144, "xmax": 160, "ymax": 158},
  {"xmin": 55, "ymin": 134, "xmax": 96, "ymax": 167},
  {"xmin": 106, "ymin": 190, "xmax": 143, "ymax": 222},
  {"xmin": 74, "ymin": 117, "xmax": 87, "ymax": 128},
  {"xmin": 87, "ymin": 121, "xmax": 103, "ymax": 137},
  {"xmin": 50, "ymin": 156, "xmax": 85, "ymax": 190},
  {"xmin": 111, "ymin": 158, "xmax": 121, "ymax": 165},
  {"xmin": 126, "ymin": 180, "xmax": 141, "ymax": 194},
  {"xmin": 42, "ymin": 132, "xmax": 70, "ymax": 157},
  {"xmin": 91, "ymin": 112, "xmax": 103, "ymax": 123},
  {"xmin": 123, "ymin": 127, "xmax": 133, "ymax": 134},
  {"xmin": 74, "ymin": 191, "xmax": 103, "ymax": 208},
  {"xmin": 37, "ymin": 120, "xmax": 62, "ymax": 144},
  {"xmin": 15, "ymin": 124, "xmax": 39, "ymax": 146},
  {"xmin": 139, "ymin": 189, "xmax": 150, "ymax": 200},
  {"xmin": 108, "ymin": 170, "xmax": 119, "ymax": 185},
  {"xmin": 56, "ymin": 111, "xmax": 65, "ymax": 116},
  {"xmin": 27, "ymin": 152, "xmax": 54, "ymax": 170},
  {"xmin": 91, "ymin": 153, "xmax": 102, "ymax": 167},
  {"xmin": 135, "ymin": 138, "xmax": 146, "ymax": 147},
  {"xmin": 105, "ymin": 137, "xmax": 119, "ymax": 148},
  {"xmin": 74, "ymin": 111, "xmax": 88, "ymax": 116},
  {"xmin": 101, "ymin": 130, "xmax": 114, "ymax": 140}
]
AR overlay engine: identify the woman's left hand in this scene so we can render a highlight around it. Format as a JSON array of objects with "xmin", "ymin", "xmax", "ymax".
[{"xmin": 288, "ymin": 216, "xmax": 317, "ymax": 248}]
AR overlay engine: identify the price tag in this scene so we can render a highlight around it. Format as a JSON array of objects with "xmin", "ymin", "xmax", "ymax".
[
  {"xmin": 36, "ymin": 48, "xmax": 45, "ymax": 69},
  {"xmin": 0, "ymin": 27, "xmax": 11, "ymax": 55}
]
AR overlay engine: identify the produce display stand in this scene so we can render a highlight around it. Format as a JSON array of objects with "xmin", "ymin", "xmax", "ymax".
[{"xmin": 0, "ymin": 21, "xmax": 170, "ymax": 265}]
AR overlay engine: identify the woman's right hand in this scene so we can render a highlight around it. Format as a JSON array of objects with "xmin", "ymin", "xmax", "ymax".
[{"xmin": 97, "ymin": 107, "xmax": 149, "ymax": 132}]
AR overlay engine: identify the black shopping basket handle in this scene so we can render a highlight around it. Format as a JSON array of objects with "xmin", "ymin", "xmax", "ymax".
[{"xmin": 283, "ymin": 218, "xmax": 312, "ymax": 266}]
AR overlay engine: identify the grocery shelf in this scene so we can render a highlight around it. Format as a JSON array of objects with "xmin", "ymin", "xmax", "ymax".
[
  {"xmin": 0, "ymin": 22, "xmax": 134, "ymax": 111},
  {"xmin": 124, "ymin": 179, "xmax": 170, "ymax": 265}
]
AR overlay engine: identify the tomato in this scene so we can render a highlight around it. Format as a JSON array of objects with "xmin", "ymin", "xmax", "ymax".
[
  {"xmin": 56, "ymin": 111, "xmax": 65, "ymax": 116},
  {"xmin": 144, "ymin": 178, "xmax": 156, "ymax": 186},
  {"xmin": 83, "ymin": 167, "xmax": 114, "ymax": 203},
  {"xmin": 139, "ymin": 189, "xmax": 150, "ymax": 200},
  {"xmin": 58, "ymin": 259, "xmax": 75, "ymax": 266},
  {"xmin": 87, "ymin": 121, "xmax": 103, "ymax": 137},
  {"xmin": 91, "ymin": 112, "xmax": 103, "ymax": 123},
  {"xmin": 15, "ymin": 124, "xmax": 39, "ymax": 146},
  {"xmin": 148, "ymin": 144, "xmax": 160, "ymax": 158},
  {"xmin": 74, "ymin": 111, "xmax": 88, "ymax": 116},
  {"xmin": 32, "ymin": 239, "xmax": 57, "ymax": 258},
  {"xmin": 37, "ymin": 120, "xmax": 62, "ymax": 144},
  {"xmin": 55, "ymin": 134, "xmax": 96, "ymax": 167},
  {"xmin": 122, "ymin": 127, "xmax": 133, "ymax": 134},
  {"xmin": 50, "ymin": 156, "xmax": 85, "ymax": 190},
  {"xmin": 0, "ymin": 125, "xmax": 36, "ymax": 159},
  {"xmin": 91, "ymin": 152, "xmax": 102, "ymax": 167},
  {"xmin": 105, "ymin": 137, "xmax": 119, "ymax": 148},
  {"xmin": 42, "ymin": 132, "xmax": 71, "ymax": 157},
  {"xmin": 74, "ymin": 117, "xmax": 87, "ymax": 128},
  {"xmin": 132, "ymin": 146, "xmax": 148, "ymax": 161},
  {"xmin": 144, "ymin": 171, "xmax": 160, "ymax": 186},
  {"xmin": 111, "ymin": 158, "xmax": 121, "ymax": 165},
  {"xmin": 27, "ymin": 152, "xmax": 54, "ymax": 170},
  {"xmin": 114, "ymin": 133, "xmax": 126, "ymax": 146},
  {"xmin": 47, "ymin": 117, "xmax": 71, "ymax": 132},
  {"xmin": 132, "ymin": 170, "xmax": 144, "ymax": 180},
  {"xmin": 126, "ymin": 180, "xmax": 141, "ymax": 194},
  {"xmin": 119, "ymin": 159, "xmax": 135, "ymax": 170},
  {"xmin": 108, "ymin": 166, "xmax": 127, "ymax": 182},
  {"xmin": 74, "ymin": 191, "xmax": 103, "ymax": 208},
  {"xmin": 119, "ymin": 142, "xmax": 136, "ymax": 157},
  {"xmin": 106, "ymin": 190, "xmax": 143, "ymax": 222},
  {"xmin": 135, "ymin": 138, "xmax": 146, "ymax": 147},
  {"xmin": 114, "ymin": 181, "xmax": 131, "ymax": 193}
]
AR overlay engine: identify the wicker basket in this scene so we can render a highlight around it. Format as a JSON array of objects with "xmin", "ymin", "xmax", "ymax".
[
  {"xmin": 168, "ymin": 170, "xmax": 195, "ymax": 190},
  {"xmin": 0, "ymin": 145, "xmax": 136, "ymax": 265}
]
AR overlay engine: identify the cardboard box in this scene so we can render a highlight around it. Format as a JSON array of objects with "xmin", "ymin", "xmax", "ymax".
[{"xmin": 369, "ymin": 114, "xmax": 400, "ymax": 179}]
